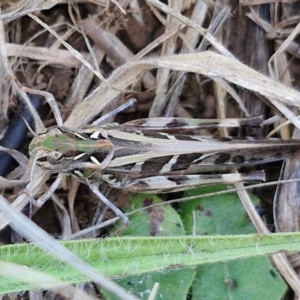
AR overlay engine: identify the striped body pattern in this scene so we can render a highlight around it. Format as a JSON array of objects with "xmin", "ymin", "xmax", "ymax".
[{"xmin": 29, "ymin": 117, "xmax": 299, "ymax": 194}]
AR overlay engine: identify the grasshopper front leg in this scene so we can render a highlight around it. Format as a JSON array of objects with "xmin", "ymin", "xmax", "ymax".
[
  {"xmin": 13, "ymin": 77, "xmax": 132, "ymax": 224},
  {"xmin": 29, "ymin": 125, "xmax": 132, "ymax": 223}
]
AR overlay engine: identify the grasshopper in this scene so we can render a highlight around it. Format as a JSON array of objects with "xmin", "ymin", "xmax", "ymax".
[{"xmin": 27, "ymin": 104, "xmax": 300, "ymax": 224}]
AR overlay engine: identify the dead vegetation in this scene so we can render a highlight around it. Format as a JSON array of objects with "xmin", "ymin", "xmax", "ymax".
[{"xmin": 1, "ymin": 0, "xmax": 300, "ymax": 299}]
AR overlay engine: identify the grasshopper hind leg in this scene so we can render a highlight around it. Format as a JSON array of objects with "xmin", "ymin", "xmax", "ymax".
[{"xmin": 88, "ymin": 183, "xmax": 130, "ymax": 225}]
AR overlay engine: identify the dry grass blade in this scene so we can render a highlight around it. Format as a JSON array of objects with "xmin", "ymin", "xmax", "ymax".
[
  {"xmin": 0, "ymin": 0, "xmax": 66, "ymax": 22},
  {"xmin": 0, "ymin": 13, "xmax": 10, "ymax": 132},
  {"xmin": 163, "ymin": 1, "xmax": 207, "ymax": 117},
  {"xmin": 2, "ymin": 1, "xmax": 300, "ymax": 298},
  {"xmin": 0, "ymin": 169, "xmax": 47, "ymax": 229},
  {"xmin": 149, "ymin": 1, "xmax": 183, "ymax": 117},
  {"xmin": 0, "ymin": 146, "xmax": 28, "ymax": 168},
  {"xmin": 65, "ymin": 46, "xmax": 105, "ymax": 107},
  {"xmin": 146, "ymin": 0, "xmax": 233, "ymax": 57},
  {"xmin": 0, "ymin": 177, "xmax": 27, "ymax": 189},
  {"xmin": 67, "ymin": 52, "xmax": 300, "ymax": 128},
  {"xmin": 27, "ymin": 13, "xmax": 111, "ymax": 87},
  {"xmin": 80, "ymin": 17, "xmax": 156, "ymax": 89},
  {"xmin": 6, "ymin": 43, "xmax": 82, "ymax": 68}
]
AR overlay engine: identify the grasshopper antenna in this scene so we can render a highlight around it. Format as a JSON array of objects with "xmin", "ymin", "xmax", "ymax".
[{"xmin": 92, "ymin": 98, "xmax": 136, "ymax": 125}]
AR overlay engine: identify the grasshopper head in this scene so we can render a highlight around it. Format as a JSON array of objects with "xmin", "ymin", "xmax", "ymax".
[
  {"xmin": 29, "ymin": 127, "xmax": 76, "ymax": 172},
  {"xmin": 29, "ymin": 126, "xmax": 114, "ymax": 174}
]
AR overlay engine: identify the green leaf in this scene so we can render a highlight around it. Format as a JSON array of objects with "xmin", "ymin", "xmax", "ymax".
[
  {"xmin": 180, "ymin": 184, "xmax": 259, "ymax": 235},
  {"xmin": 108, "ymin": 194, "xmax": 194, "ymax": 300},
  {"xmin": 102, "ymin": 268, "xmax": 195, "ymax": 300},
  {"xmin": 105, "ymin": 188, "xmax": 288, "ymax": 300},
  {"xmin": 181, "ymin": 184, "xmax": 288, "ymax": 300},
  {"xmin": 192, "ymin": 257, "xmax": 287, "ymax": 300},
  {"xmin": 117, "ymin": 194, "xmax": 185, "ymax": 236},
  {"xmin": 0, "ymin": 233, "xmax": 299, "ymax": 294}
]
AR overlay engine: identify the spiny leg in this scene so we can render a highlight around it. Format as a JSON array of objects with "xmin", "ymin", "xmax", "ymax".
[
  {"xmin": 9, "ymin": 76, "xmax": 65, "ymax": 211},
  {"xmin": 89, "ymin": 183, "xmax": 130, "ymax": 225},
  {"xmin": 9, "ymin": 75, "xmax": 64, "ymax": 126}
]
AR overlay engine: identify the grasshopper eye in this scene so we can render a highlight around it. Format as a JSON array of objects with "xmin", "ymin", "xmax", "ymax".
[
  {"xmin": 47, "ymin": 151, "xmax": 64, "ymax": 164},
  {"xmin": 36, "ymin": 156, "xmax": 47, "ymax": 163}
]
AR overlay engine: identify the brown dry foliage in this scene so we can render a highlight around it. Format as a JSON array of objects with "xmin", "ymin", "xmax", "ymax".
[{"xmin": 1, "ymin": 0, "xmax": 300, "ymax": 298}]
